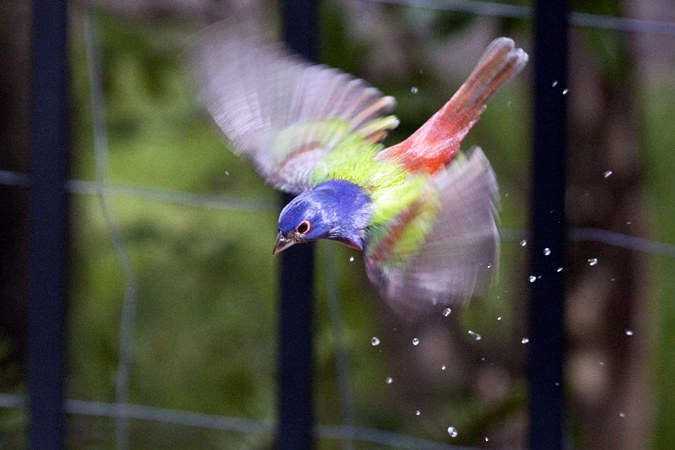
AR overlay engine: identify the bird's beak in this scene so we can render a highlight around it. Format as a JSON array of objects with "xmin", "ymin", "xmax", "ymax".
[{"xmin": 273, "ymin": 232, "xmax": 299, "ymax": 255}]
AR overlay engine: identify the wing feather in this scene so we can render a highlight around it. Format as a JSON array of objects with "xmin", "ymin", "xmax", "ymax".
[
  {"xmin": 365, "ymin": 148, "xmax": 499, "ymax": 317},
  {"xmin": 186, "ymin": 22, "xmax": 397, "ymax": 194}
]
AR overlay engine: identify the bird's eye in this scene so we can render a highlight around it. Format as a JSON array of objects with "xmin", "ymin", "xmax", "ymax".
[{"xmin": 296, "ymin": 220, "xmax": 310, "ymax": 234}]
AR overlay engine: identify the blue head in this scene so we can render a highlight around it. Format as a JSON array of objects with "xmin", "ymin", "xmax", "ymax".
[{"xmin": 273, "ymin": 180, "xmax": 372, "ymax": 254}]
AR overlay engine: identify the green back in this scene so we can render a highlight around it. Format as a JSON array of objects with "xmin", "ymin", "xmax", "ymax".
[{"xmin": 311, "ymin": 125, "xmax": 441, "ymax": 264}]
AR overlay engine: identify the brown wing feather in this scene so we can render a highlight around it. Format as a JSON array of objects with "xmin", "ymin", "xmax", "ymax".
[
  {"xmin": 186, "ymin": 22, "xmax": 397, "ymax": 194},
  {"xmin": 365, "ymin": 148, "xmax": 499, "ymax": 318}
]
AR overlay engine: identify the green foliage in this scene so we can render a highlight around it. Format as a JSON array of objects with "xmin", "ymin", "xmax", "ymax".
[{"xmin": 643, "ymin": 80, "xmax": 675, "ymax": 450}]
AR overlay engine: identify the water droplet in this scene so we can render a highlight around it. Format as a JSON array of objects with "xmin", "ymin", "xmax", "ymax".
[
  {"xmin": 412, "ymin": 338, "xmax": 420, "ymax": 346},
  {"xmin": 485, "ymin": 437, "xmax": 489, "ymax": 442},
  {"xmin": 497, "ymin": 316, "xmax": 502, "ymax": 321},
  {"xmin": 441, "ymin": 364, "xmax": 447, "ymax": 370},
  {"xmin": 487, "ymin": 264, "xmax": 492, "ymax": 269},
  {"xmin": 555, "ymin": 382, "xmax": 560, "ymax": 386},
  {"xmin": 468, "ymin": 330, "xmax": 482, "ymax": 341},
  {"xmin": 627, "ymin": 221, "xmax": 632, "ymax": 225},
  {"xmin": 619, "ymin": 412, "xmax": 625, "ymax": 418},
  {"xmin": 522, "ymin": 337, "xmax": 530, "ymax": 344},
  {"xmin": 552, "ymin": 80, "xmax": 558, "ymax": 87},
  {"xmin": 385, "ymin": 377, "xmax": 393, "ymax": 384},
  {"xmin": 224, "ymin": 171, "xmax": 230, "ymax": 175},
  {"xmin": 529, "ymin": 275, "xmax": 537, "ymax": 283},
  {"xmin": 447, "ymin": 426, "xmax": 458, "ymax": 437},
  {"xmin": 562, "ymin": 88, "xmax": 569, "ymax": 95},
  {"xmin": 588, "ymin": 258, "xmax": 598, "ymax": 266},
  {"xmin": 349, "ymin": 256, "xmax": 355, "ymax": 262},
  {"xmin": 543, "ymin": 247, "xmax": 551, "ymax": 256},
  {"xmin": 557, "ymin": 267, "xmax": 564, "ymax": 272},
  {"xmin": 415, "ymin": 410, "xmax": 421, "ymax": 416},
  {"xmin": 411, "ymin": 86, "xmax": 418, "ymax": 94},
  {"xmin": 604, "ymin": 170, "xmax": 613, "ymax": 178},
  {"xmin": 371, "ymin": 337, "xmax": 380, "ymax": 346},
  {"xmin": 625, "ymin": 330, "xmax": 633, "ymax": 336},
  {"xmin": 599, "ymin": 361, "xmax": 604, "ymax": 366},
  {"xmin": 443, "ymin": 308, "xmax": 452, "ymax": 317},
  {"xmin": 520, "ymin": 239, "xmax": 527, "ymax": 247}
]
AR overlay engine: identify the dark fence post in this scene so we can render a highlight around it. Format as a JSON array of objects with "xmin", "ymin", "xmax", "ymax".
[
  {"xmin": 277, "ymin": 2, "xmax": 319, "ymax": 449},
  {"xmin": 28, "ymin": 0, "xmax": 70, "ymax": 449},
  {"xmin": 529, "ymin": 0, "xmax": 569, "ymax": 449}
]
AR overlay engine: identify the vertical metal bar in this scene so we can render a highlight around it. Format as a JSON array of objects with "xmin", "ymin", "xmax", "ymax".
[
  {"xmin": 529, "ymin": 1, "xmax": 568, "ymax": 449},
  {"xmin": 28, "ymin": 0, "xmax": 70, "ymax": 449},
  {"xmin": 277, "ymin": 2, "xmax": 319, "ymax": 449},
  {"xmin": 277, "ymin": 201, "xmax": 316, "ymax": 450}
]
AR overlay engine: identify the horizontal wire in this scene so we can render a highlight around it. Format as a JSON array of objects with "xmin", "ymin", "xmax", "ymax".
[
  {"xmin": 0, "ymin": 170, "xmax": 277, "ymax": 213},
  {"xmin": 0, "ymin": 392, "xmax": 23, "ymax": 409},
  {"xmin": 2, "ymin": 169, "xmax": 674, "ymax": 257},
  {"xmin": 0, "ymin": 393, "xmax": 481, "ymax": 450},
  {"xmin": 357, "ymin": 0, "xmax": 528, "ymax": 19},
  {"xmin": 358, "ymin": 0, "xmax": 675, "ymax": 36},
  {"xmin": 0, "ymin": 169, "xmax": 29, "ymax": 187},
  {"xmin": 67, "ymin": 179, "xmax": 278, "ymax": 213},
  {"xmin": 569, "ymin": 227, "xmax": 675, "ymax": 258},
  {"xmin": 500, "ymin": 228, "xmax": 675, "ymax": 258},
  {"xmin": 318, "ymin": 424, "xmax": 482, "ymax": 450},
  {"xmin": 68, "ymin": 399, "xmax": 274, "ymax": 435},
  {"xmin": 570, "ymin": 12, "xmax": 675, "ymax": 35}
]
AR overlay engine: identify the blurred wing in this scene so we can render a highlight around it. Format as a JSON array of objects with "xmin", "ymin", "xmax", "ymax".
[
  {"xmin": 365, "ymin": 148, "xmax": 499, "ymax": 317},
  {"xmin": 186, "ymin": 22, "xmax": 397, "ymax": 194}
]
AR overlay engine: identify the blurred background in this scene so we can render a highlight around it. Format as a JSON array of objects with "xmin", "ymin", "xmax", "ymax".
[{"xmin": 1, "ymin": 0, "xmax": 675, "ymax": 448}]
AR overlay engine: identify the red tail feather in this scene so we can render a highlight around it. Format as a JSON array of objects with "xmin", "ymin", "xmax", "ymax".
[{"xmin": 380, "ymin": 37, "xmax": 528, "ymax": 174}]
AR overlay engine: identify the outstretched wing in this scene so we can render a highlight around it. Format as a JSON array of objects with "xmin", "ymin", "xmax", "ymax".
[
  {"xmin": 365, "ymin": 148, "xmax": 499, "ymax": 317},
  {"xmin": 186, "ymin": 22, "xmax": 398, "ymax": 194}
]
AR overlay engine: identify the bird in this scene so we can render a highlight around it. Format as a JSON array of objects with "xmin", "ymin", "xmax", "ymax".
[{"xmin": 186, "ymin": 22, "xmax": 528, "ymax": 316}]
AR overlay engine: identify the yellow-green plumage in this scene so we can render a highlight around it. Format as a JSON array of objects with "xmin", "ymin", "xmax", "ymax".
[{"xmin": 308, "ymin": 118, "xmax": 441, "ymax": 265}]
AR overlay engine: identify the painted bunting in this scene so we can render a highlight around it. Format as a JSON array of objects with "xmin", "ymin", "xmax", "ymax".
[{"xmin": 187, "ymin": 23, "xmax": 528, "ymax": 315}]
